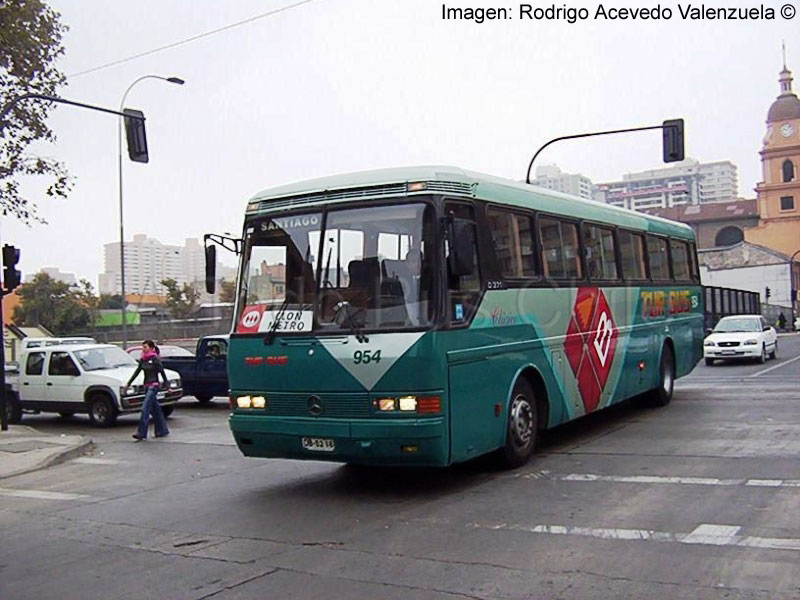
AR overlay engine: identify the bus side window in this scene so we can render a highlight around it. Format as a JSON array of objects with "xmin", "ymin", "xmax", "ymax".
[
  {"xmin": 446, "ymin": 203, "xmax": 481, "ymax": 325},
  {"xmin": 583, "ymin": 223, "xmax": 618, "ymax": 281},
  {"xmin": 670, "ymin": 239, "xmax": 692, "ymax": 282},
  {"xmin": 645, "ymin": 235, "xmax": 670, "ymax": 281},
  {"xmin": 618, "ymin": 230, "xmax": 647, "ymax": 280},
  {"xmin": 539, "ymin": 217, "xmax": 582, "ymax": 280}
]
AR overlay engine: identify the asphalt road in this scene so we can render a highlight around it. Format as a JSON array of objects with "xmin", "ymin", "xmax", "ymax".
[{"xmin": 2, "ymin": 334, "xmax": 800, "ymax": 599}]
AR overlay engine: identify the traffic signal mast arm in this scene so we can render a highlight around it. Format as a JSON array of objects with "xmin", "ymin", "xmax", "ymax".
[
  {"xmin": 1, "ymin": 94, "xmax": 148, "ymax": 161},
  {"xmin": 525, "ymin": 119, "xmax": 685, "ymax": 184}
]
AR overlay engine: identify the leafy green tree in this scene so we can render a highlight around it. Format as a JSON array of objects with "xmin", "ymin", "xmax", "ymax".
[
  {"xmin": 219, "ymin": 279, "xmax": 236, "ymax": 303},
  {"xmin": 13, "ymin": 272, "xmax": 91, "ymax": 333},
  {"xmin": 161, "ymin": 278, "xmax": 200, "ymax": 320},
  {"xmin": 97, "ymin": 293, "xmax": 123, "ymax": 309},
  {"xmin": 1, "ymin": 0, "xmax": 71, "ymax": 223}
]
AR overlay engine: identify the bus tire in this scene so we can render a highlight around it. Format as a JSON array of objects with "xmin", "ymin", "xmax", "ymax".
[
  {"xmin": 649, "ymin": 345, "xmax": 675, "ymax": 407},
  {"xmin": 87, "ymin": 394, "xmax": 117, "ymax": 428},
  {"xmin": 498, "ymin": 378, "xmax": 538, "ymax": 469}
]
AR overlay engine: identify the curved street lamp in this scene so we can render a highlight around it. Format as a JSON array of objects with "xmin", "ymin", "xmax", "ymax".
[{"xmin": 118, "ymin": 75, "xmax": 184, "ymax": 348}]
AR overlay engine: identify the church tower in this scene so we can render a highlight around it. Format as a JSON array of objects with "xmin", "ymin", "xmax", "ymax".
[{"xmin": 746, "ymin": 52, "xmax": 800, "ymax": 258}]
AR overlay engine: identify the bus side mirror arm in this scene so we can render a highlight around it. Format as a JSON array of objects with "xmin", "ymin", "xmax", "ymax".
[{"xmin": 203, "ymin": 233, "xmax": 242, "ymax": 295}]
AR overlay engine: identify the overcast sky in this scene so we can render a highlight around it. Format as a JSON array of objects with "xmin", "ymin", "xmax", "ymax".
[{"xmin": 4, "ymin": 0, "xmax": 797, "ymax": 288}]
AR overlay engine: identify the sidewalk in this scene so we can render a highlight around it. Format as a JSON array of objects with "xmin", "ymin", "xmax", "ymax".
[{"xmin": 0, "ymin": 425, "xmax": 92, "ymax": 480}]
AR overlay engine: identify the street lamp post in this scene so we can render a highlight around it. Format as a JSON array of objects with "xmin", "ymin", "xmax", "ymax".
[
  {"xmin": 790, "ymin": 249, "xmax": 800, "ymax": 331},
  {"xmin": 118, "ymin": 75, "xmax": 184, "ymax": 349}
]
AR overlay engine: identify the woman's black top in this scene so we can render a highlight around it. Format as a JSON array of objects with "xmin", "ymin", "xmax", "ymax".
[{"xmin": 127, "ymin": 354, "xmax": 169, "ymax": 387}]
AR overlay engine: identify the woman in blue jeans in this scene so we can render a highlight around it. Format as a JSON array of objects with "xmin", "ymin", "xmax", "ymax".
[{"xmin": 126, "ymin": 340, "xmax": 170, "ymax": 441}]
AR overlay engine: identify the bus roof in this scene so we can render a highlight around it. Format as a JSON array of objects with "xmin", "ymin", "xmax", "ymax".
[{"xmin": 248, "ymin": 165, "xmax": 695, "ymax": 239}]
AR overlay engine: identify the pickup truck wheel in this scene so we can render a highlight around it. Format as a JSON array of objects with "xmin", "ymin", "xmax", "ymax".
[
  {"xmin": 87, "ymin": 394, "xmax": 117, "ymax": 428},
  {"xmin": 195, "ymin": 394, "xmax": 213, "ymax": 405},
  {"xmin": 161, "ymin": 405, "xmax": 174, "ymax": 418},
  {"xmin": 4, "ymin": 394, "xmax": 22, "ymax": 424}
]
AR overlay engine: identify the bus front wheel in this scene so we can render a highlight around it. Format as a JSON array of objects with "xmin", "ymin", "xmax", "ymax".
[{"xmin": 498, "ymin": 379, "xmax": 538, "ymax": 469}]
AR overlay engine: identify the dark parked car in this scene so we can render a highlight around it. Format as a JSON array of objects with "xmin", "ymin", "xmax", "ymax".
[{"xmin": 159, "ymin": 336, "xmax": 228, "ymax": 404}]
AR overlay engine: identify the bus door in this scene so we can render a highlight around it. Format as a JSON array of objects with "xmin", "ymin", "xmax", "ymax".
[{"xmin": 444, "ymin": 202, "xmax": 497, "ymax": 462}]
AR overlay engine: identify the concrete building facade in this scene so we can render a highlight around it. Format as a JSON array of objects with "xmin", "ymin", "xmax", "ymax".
[
  {"xmin": 99, "ymin": 235, "xmax": 211, "ymax": 296},
  {"xmin": 530, "ymin": 165, "xmax": 594, "ymax": 200},
  {"xmin": 594, "ymin": 159, "xmax": 739, "ymax": 210}
]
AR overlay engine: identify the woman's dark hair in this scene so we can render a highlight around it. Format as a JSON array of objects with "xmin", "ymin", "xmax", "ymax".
[{"xmin": 143, "ymin": 339, "xmax": 156, "ymax": 350}]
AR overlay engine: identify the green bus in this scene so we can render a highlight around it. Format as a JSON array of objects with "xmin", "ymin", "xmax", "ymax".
[{"xmin": 220, "ymin": 166, "xmax": 703, "ymax": 468}]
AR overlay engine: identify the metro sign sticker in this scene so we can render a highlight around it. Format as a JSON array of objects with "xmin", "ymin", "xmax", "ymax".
[
  {"xmin": 237, "ymin": 305, "xmax": 265, "ymax": 333},
  {"xmin": 563, "ymin": 288, "xmax": 618, "ymax": 413}
]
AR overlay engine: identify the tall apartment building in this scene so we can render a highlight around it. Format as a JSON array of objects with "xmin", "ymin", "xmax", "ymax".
[
  {"xmin": 98, "ymin": 235, "xmax": 212, "ymax": 296},
  {"xmin": 594, "ymin": 159, "xmax": 739, "ymax": 211},
  {"xmin": 530, "ymin": 165, "xmax": 594, "ymax": 200}
]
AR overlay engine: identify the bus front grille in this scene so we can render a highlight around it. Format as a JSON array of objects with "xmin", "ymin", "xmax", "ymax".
[{"xmin": 265, "ymin": 392, "xmax": 371, "ymax": 418}]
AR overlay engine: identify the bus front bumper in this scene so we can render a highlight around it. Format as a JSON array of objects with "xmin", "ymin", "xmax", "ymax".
[{"xmin": 229, "ymin": 414, "xmax": 448, "ymax": 467}]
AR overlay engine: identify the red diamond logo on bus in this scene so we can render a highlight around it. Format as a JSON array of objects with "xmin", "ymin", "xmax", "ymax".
[{"xmin": 563, "ymin": 288, "xmax": 618, "ymax": 413}]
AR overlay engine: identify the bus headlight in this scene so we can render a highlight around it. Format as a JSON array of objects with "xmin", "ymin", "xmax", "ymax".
[
  {"xmin": 376, "ymin": 398, "xmax": 396, "ymax": 411},
  {"xmin": 235, "ymin": 395, "xmax": 266, "ymax": 409},
  {"xmin": 398, "ymin": 396, "xmax": 417, "ymax": 411}
]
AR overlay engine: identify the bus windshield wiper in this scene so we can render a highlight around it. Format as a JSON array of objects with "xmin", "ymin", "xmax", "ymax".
[
  {"xmin": 334, "ymin": 301, "xmax": 368, "ymax": 344},
  {"xmin": 264, "ymin": 297, "xmax": 290, "ymax": 345}
]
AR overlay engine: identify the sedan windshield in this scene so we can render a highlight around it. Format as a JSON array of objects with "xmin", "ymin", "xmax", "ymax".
[
  {"xmin": 235, "ymin": 202, "xmax": 435, "ymax": 334},
  {"xmin": 75, "ymin": 347, "xmax": 137, "ymax": 371},
  {"xmin": 713, "ymin": 318, "xmax": 761, "ymax": 333}
]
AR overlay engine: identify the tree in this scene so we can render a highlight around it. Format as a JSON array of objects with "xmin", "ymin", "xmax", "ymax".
[
  {"xmin": 219, "ymin": 279, "xmax": 236, "ymax": 303},
  {"xmin": 97, "ymin": 293, "xmax": 123, "ymax": 309},
  {"xmin": 13, "ymin": 272, "xmax": 91, "ymax": 333},
  {"xmin": 1, "ymin": 0, "xmax": 71, "ymax": 223},
  {"xmin": 161, "ymin": 278, "xmax": 200, "ymax": 320}
]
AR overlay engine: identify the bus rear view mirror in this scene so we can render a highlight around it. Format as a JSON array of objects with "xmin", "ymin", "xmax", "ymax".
[
  {"xmin": 205, "ymin": 245, "xmax": 217, "ymax": 294},
  {"xmin": 448, "ymin": 219, "xmax": 475, "ymax": 277}
]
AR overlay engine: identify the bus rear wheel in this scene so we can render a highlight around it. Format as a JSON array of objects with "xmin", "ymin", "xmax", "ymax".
[
  {"xmin": 649, "ymin": 346, "xmax": 675, "ymax": 407},
  {"xmin": 498, "ymin": 379, "xmax": 538, "ymax": 469}
]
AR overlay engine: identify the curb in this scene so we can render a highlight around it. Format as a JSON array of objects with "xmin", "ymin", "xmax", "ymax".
[{"xmin": 0, "ymin": 437, "xmax": 93, "ymax": 481}]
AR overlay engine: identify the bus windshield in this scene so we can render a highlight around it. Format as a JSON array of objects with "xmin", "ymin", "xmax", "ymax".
[{"xmin": 236, "ymin": 202, "xmax": 435, "ymax": 334}]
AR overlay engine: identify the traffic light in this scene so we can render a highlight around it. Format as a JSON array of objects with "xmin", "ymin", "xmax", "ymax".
[
  {"xmin": 663, "ymin": 119, "xmax": 685, "ymax": 163},
  {"xmin": 123, "ymin": 108, "xmax": 149, "ymax": 163},
  {"xmin": 765, "ymin": 286, "xmax": 771, "ymax": 300},
  {"xmin": 2, "ymin": 244, "xmax": 21, "ymax": 293}
]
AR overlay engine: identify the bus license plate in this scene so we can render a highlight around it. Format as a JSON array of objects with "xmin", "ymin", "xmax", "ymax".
[{"xmin": 302, "ymin": 437, "xmax": 335, "ymax": 452}]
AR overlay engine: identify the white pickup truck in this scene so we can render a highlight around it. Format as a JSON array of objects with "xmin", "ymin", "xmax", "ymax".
[{"xmin": 4, "ymin": 343, "xmax": 182, "ymax": 427}]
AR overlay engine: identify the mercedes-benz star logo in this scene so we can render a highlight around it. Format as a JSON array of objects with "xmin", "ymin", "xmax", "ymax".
[{"xmin": 307, "ymin": 395, "xmax": 324, "ymax": 416}]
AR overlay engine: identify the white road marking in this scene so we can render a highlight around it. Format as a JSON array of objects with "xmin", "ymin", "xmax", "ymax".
[
  {"xmin": 469, "ymin": 521, "xmax": 800, "ymax": 552},
  {"xmin": 682, "ymin": 524, "xmax": 741, "ymax": 545},
  {"xmin": 0, "ymin": 487, "xmax": 89, "ymax": 501},
  {"xmin": 747, "ymin": 353, "xmax": 800, "ymax": 377},
  {"xmin": 72, "ymin": 457, "xmax": 120, "ymax": 465},
  {"xmin": 521, "ymin": 471, "xmax": 800, "ymax": 488}
]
